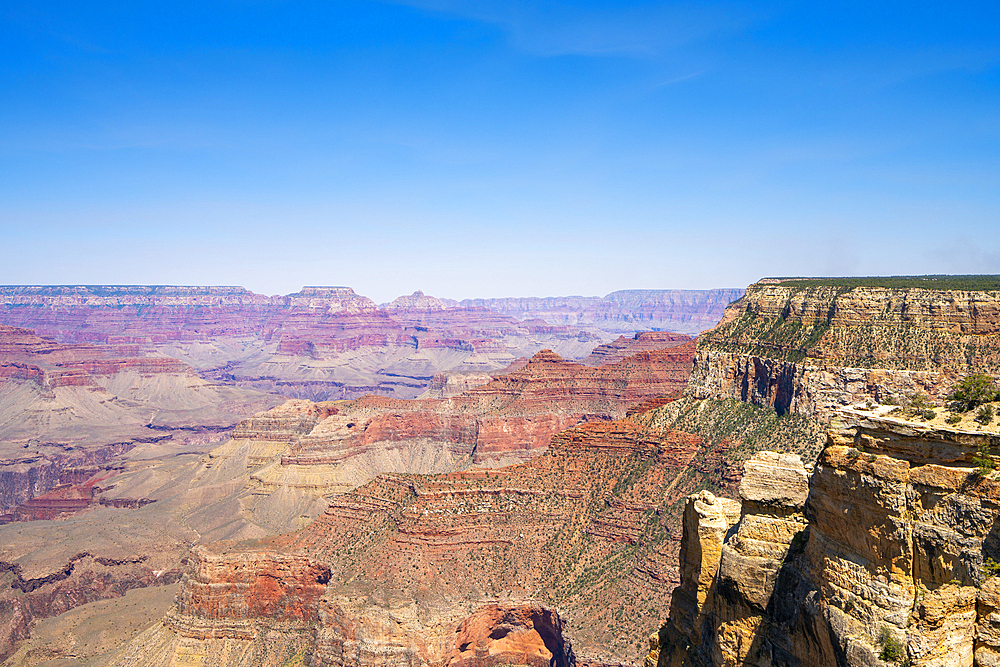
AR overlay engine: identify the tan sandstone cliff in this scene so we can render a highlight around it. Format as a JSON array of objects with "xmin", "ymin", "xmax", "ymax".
[
  {"xmin": 654, "ymin": 407, "xmax": 1000, "ymax": 667},
  {"xmin": 689, "ymin": 280, "xmax": 1000, "ymax": 418}
]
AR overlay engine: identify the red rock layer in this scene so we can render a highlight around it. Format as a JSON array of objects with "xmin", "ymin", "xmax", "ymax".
[
  {"xmin": 0, "ymin": 324, "xmax": 193, "ymax": 388},
  {"xmin": 174, "ymin": 547, "xmax": 330, "ymax": 625},
  {"xmin": 177, "ymin": 401, "xmax": 743, "ymax": 661},
  {"xmin": 0, "ymin": 288, "xmax": 591, "ymax": 370},
  {"xmin": 580, "ymin": 331, "xmax": 692, "ymax": 367},
  {"xmin": 277, "ymin": 343, "xmax": 695, "ymax": 466}
]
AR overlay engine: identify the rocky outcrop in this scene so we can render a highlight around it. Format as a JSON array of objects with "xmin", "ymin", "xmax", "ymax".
[
  {"xmin": 581, "ymin": 332, "xmax": 692, "ymax": 367},
  {"xmin": 446, "ymin": 604, "xmax": 575, "ymax": 667},
  {"xmin": 654, "ymin": 408, "xmax": 1000, "ymax": 667},
  {"xmin": 689, "ymin": 280, "xmax": 1000, "ymax": 418},
  {"xmin": 168, "ymin": 546, "xmax": 330, "ymax": 637}
]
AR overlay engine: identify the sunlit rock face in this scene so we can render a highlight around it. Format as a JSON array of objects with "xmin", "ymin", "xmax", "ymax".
[
  {"xmin": 654, "ymin": 409, "xmax": 1000, "ymax": 667},
  {"xmin": 689, "ymin": 281, "xmax": 1000, "ymax": 418}
]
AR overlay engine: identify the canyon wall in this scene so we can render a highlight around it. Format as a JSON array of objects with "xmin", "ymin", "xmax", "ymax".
[
  {"xmin": 654, "ymin": 406, "xmax": 1000, "ymax": 667},
  {"xmin": 689, "ymin": 280, "xmax": 1000, "ymax": 418},
  {"xmin": 0, "ymin": 286, "xmax": 615, "ymax": 401}
]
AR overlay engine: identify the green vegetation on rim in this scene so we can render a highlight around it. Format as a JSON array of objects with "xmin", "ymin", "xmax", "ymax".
[
  {"xmin": 699, "ymin": 307, "xmax": 833, "ymax": 363},
  {"xmin": 637, "ymin": 397, "xmax": 827, "ymax": 465},
  {"xmin": 766, "ymin": 275, "xmax": 1000, "ymax": 292},
  {"xmin": 948, "ymin": 374, "xmax": 1000, "ymax": 411}
]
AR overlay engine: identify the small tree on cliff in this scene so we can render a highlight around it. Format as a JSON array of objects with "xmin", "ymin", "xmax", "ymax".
[{"xmin": 947, "ymin": 374, "xmax": 1000, "ymax": 412}]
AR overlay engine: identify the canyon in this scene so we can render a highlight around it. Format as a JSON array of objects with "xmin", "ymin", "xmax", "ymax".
[
  {"xmin": 84, "ymin": 341, "xmax": 823, "ymax": 666},
  {"xmin": 101, "ymin": 396, "xmax": 821, "ymax": 667},
  {"xmin": 7, "ymin": 276, "xmax": 1000, "ymax": 667},
  {"xmin": 0, "ymin": 298, "xmax": 714, "ymax": 666},
  {"xmin": 0, "ymin": 286, "xmax": 739, "ymax": 402}
]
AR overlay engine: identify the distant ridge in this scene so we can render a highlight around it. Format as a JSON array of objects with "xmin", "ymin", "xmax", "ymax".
[{"xmin": 459, "ymin": 288, "xmax": 745, "ymax": 335}]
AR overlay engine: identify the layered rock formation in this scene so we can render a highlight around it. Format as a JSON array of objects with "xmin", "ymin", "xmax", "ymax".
[
  {"xmin": 6, "ymin": 285, "xmax": 715, "ymax": 402},
  {"xmin": 581, "ymin": 332, "xmax": 693, "ymax": 367},
  {"xmin": 252, "ymin": 343, "xmax": 697, "ymax": 479},
  {"xmin": 461, "ymin": 289, "xmax": 745, "ymax": 336},
  {"xmin": 689, "ymin": 279, "xmax": 1000, "ymax": 418},
  {"xmin": 0, "ymin": 324, "xmax": 276, "ymax": 512},
  {"xmin": 108, "ymin": 413, "xmax": 698, "ymax": 666},
  {"xmin": 174, "ymin": 342, "xmax": 700, "ymax": 544},
  {"xmin": 106, "ymin": 377, "xmax": 832, "ymax": 667},
  {"xmin": 654, "ymin": 405, "xmax": 1000, "ymax": 667}
]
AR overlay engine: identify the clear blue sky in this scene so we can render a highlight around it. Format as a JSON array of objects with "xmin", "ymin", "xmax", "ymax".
[{"xmin": 2, "ymin": 1, "xmax": 998, "ymax": 302}]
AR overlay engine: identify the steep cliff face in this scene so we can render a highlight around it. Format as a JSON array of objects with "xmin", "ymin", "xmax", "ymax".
[
  {"xmin": 689, "ymin": 280, "xmax": 1000, "ymax": 417},
  {"xmin": 655, "ymin": 407, "xmax": 1000, "ymax": 667}
]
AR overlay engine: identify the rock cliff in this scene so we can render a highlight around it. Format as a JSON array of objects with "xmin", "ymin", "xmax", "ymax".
[
  {"xmin": 654, "ymin": 404, "xmax": 1000, "ymax": 667},
  {"xmin": 689, "ymin": 279, "xmax": 1000, "ymax": 418},
  {"xmin": 460, "ymin": 289, "xmax": 744, "ymax": 336}
]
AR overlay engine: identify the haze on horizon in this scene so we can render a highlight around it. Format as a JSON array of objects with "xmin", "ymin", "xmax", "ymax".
[{"xmin": 2, "ymin": 1, "xmax": 998, "ymax": 304}]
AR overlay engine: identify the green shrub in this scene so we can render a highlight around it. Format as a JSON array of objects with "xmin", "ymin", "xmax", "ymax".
[
  {"xmin": 920, "ymin": 409, "xmax": 936, "ymax": 421},
  {"xmin": 948, "ymin": 374, "xmax": 1000, "ymax": 412},
  {"xmin": 946, "ymin": 412, "xmax": 963, "ymax": 425},
  {"xmin": 977, "ymin": 405, "xmax": 995, "ymax": 425},
  {"xmin": 984, "ymin": 557, "xmax": 1000, "ymax": 579},
  {"xmin": 974, "ymin": 443, "xmax": 996, "ymax": 477},
  {"xmin": 909, "ymin": 393, "xmax": 932, "ymax": 410},
  {"xmin": 878, "ymin": 626, "xmax": 906, "ymax": 664}
]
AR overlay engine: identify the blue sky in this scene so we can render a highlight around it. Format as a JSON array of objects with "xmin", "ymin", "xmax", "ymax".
[{"xmin": 2, "ymin": 1, "xmax": 998, "ymax": 301}]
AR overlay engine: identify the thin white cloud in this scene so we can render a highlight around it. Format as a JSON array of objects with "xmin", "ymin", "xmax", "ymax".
[
  {"xmin": 383, "ymin": 0, "xmax": 763, "ymax": 57},
  {"xmin": 653, "ymin": 69, "xmax": 708, "ymax": 87}
]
